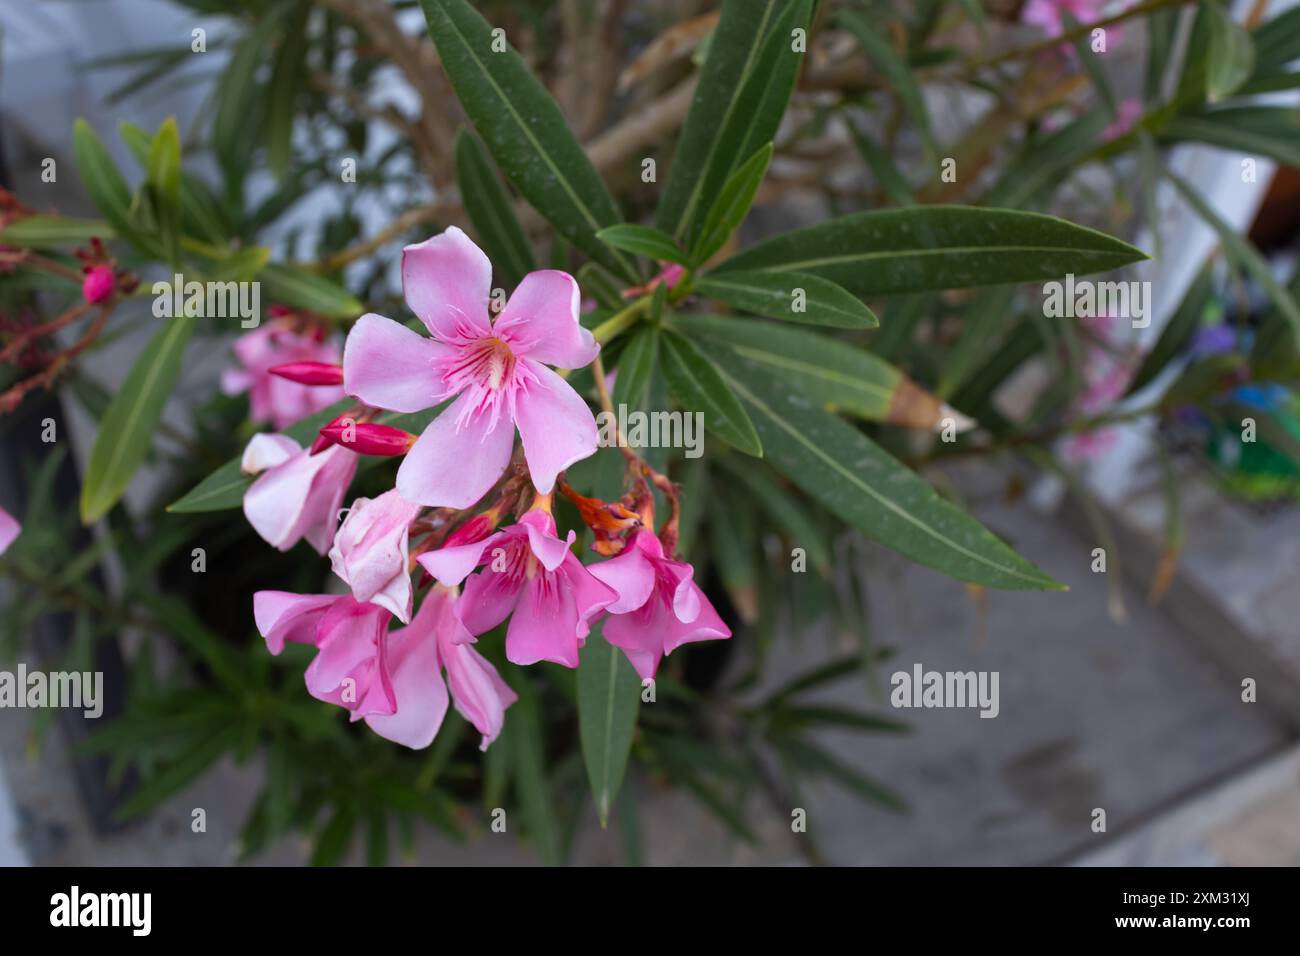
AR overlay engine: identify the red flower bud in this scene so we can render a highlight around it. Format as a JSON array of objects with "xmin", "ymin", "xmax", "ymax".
[
  {"xmin": 81, "ymin": 265, "xmax": 115, "ymax": 304},
  {"xmin": 269, "ymin": 361, "xmax": 345, "ymax": 386},
  {"xmin": 317, "ymin": 420, "xmax": 416, "ymax": 456}
]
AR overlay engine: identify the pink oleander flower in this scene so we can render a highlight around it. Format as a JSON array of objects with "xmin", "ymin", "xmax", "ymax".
[
  {"xmin": 254, "ymin": 586, "xmax": 515, "ymax": 749},
  {"xmin": 0, "ymin": 505, "xmax": 19, "ymax": 556},
  {"xmin": 241, "ymin": 433, "xmax": 358, "ymax": 554},
  {"xmin": 1102, "ymin": 98, "xmax": 1142, "ymax": 142},
  {"xmin": 342, "ymin": 227, "xmax": 600, "ymax": 509},
  {"xmin": 1062, "ymin": 312, "xmax": 1140, "ymax": 462},
  {"xmin": 1021, "ymin": 0, "xmax": 1106, "ymax": 36},
  {"xmin": 587, "ymin": 530, "xmax": 730, "ymax": 680},
  {"xmin": 622, "ymin": 262, "xmax": 686, "ymax": 299},
  {"xmin": 329, "ymin": 488, "xmax": 423, "ymax": 622},
  {"xmin": 81, "ymin": 265, "xmax": 115, "ymax": 304},
  {"xmin": 222, "ymin": 322, "xmax": 345, "ymax": 430},
  {"xmin": 418, "ymin": 509, "xmax": 616, "ymax": 668}
]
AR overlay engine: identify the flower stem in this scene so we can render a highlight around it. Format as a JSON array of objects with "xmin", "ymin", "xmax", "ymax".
[{"xmin": 591, "ymin": 296, "xmax": 651, "ymax": 345}]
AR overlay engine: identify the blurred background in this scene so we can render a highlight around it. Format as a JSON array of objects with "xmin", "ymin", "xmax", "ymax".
[{"xmin": 2, "ymin": 0, "xmax": 1300, "ymax": 865}]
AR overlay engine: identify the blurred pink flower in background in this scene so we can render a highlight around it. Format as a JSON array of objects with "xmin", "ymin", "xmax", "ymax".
[
  {"xmin": 1061, "ymin": 313, "xmax": 1141, "ymax": 462},
  {"xmin": 1102, "ymin": 98, "xmax": 1143, "ymax": 141},
  {"xmin": 0, "ymin": 505, "xmax": 19, "ymax": 555},
  {"xmin": 222, "ymin": 320, "xmax": 344, "ymax": 429}
]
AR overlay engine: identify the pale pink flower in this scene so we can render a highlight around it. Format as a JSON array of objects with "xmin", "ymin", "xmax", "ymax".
[
  {"xmin": 588, "ymin": 530, "xmax": 730, "ymax": 680},
  {"xmin": 222, "ymin": 323, "xmax": 345, "ymax": 430},
  {"xmin": 1021, "ymin": 0, "xmax": 1106, "ymax": 36},
  {"xmin": 1062, "ymin": 313, "xmax": 1140, "ymax": 462},
  {"xmin": 0, "ymin": 505, "xmax": 19, "ymax": 555},
  {"xmin": 328, "ymin": 488, "xmax": 423, "ymax": 623},
  {"xmin": 417, "ymin": 510, "xmax": 616, "ymax": 668},
  {"xmin": 241, "ymin": 433, "xmax": 357, "ymax": 554},
  {"xmin": 254, "ymin": 587, "xmax": 515, "ymax": 750},
  {"xmin": 342, "ymin": 227, "xmax": 600, "ymax": 509}
]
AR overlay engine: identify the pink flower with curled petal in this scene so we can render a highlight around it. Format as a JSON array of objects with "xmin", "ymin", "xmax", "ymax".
[
  {"xmin": 222, "ymin": 322, "xmax": 345, "ymax": 429},
  {"xmin": 0, "ymin": 505, "xmax": 19, "ymax": 556},
  {"xmin": 588, "ymin": 530, "xmax": 730, "ymax": 681},
  {"xmin": 241, "ymin": 433, "xmax": 358, "ymax": 554},
  {"xmin": 418, "ymin": 510, "xmax": 616, "ymax": 668},
  {"xmin": 328, "ymin": 488, "xmax": 423, "ymax": 623},
  {"xmin": 253, "ymin": 586, "xmax": 515, "ymax": 750},
  {"xmin": 343, "ymin": 227, "xmax": 600, "ymax": 509}
]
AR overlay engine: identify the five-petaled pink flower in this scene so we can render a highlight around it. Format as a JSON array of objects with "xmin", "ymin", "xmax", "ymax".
[
  {"xmin": 328, "ymin": 488, "xmax": 423, "ymax": 622},
  {"xmin": 241, "ymin": 433, "xmax": 357, "ymax": 555},
  {"xmin": 254, "ymin": 586, "xmax": 515, "ymax": 749},
  {"xmin": 343, "ymin": 227, "xmax": 600, "ymax": 509},
  {"xmin": 0, "ymin": 505, "xmax": 19, "ymax": 556},
  {"xmin": 418, "ymin": 510, "xmax": 616, "ymax": 668},
  {"xmin": 222, "ymin": 322, "xmax": 345, "ymax": 430},
  {"xmin": 588, "ymin": 530, "xmax": 730, "ymax": 680}
]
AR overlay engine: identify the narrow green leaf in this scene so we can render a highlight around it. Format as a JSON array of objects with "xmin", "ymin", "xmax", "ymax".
[
  {"xmin": 612, "ymin": 324, "xmax": 658, "ymax": 410},
  {"xmin": 0, "ymin": 216, "xmax": 115, "ymax": 249},
  {"xmin": 710, "ymin": 350, "xmax": 1064, "ymax": 590},
  {"xmin": 719, "ymin": 459, "xmax": 830, "ymax": 571},
  {"xmin": 596, "ymin": 224, "xmax": 688, "ymax": 265},
  {"xmin": 267, "ymin": 4, "xmax": 311, "ymax": 180},
  {"xmin": 673, "ymin": 313, "xmax": 901, "ymax": 422},
  {"xmin": 696, "ymin": 269, "xmax": 877, "ymax": 328},
  {"xmin": 847, "ymin": 118, "xmax": 915, "ymax": 207},
  {"xmin": 1204, "ymin": 0, "xmax": 1255, "ymax": 102},
  {"xmin": 120, "ymin": 121, "xmax": 230, "ymax": 244},
  {"xmin": 714, "ymin": 206, "xmax": 1148, "ymax": 297},
  {"xmin": 213, "ymin": 12, "xmax": 279, "ymax": 200},
  {"xmin": 311, "ymin": 806, "xmax": 357, "ymax": 866},
  {"xmin": 773, "ymin": 735, "xmax": 906, "ymax": 812},
  {"xmin": 505, "ymin": 673, "xmax": 562, "ymax": 865},
  {"xmin": 1161, "ymin": 107, "xmax": 1300, "ymax": 168},
  {"xmin": 146, "ymin": 118, "xmax": 183, "ymax": 265},
  {"xmin": 656, "ymin": 0, "xmax": 811, "ymax": 245},
  {"xmin": 115, "ymin": 728, "xmax": 236, "ymax": 820},
  {"xmin": 837, "ymin": 10, "xmax": 937, "ymax": 164},
  {"xmin": 577, "ymin": 629, "xmax": 641, "ymax": 826},
  {"xmin": 259, "ymin": 263, "xmax": 363, "ymax": 319},
  {"xmin": 659, "ymin": 330, "xmax": 762, "ymax": 456},
  {"xmin": 72, "ymin": 119, "xmax": 164, "ymax": 258},
  {"xmin": 1127, "ymin": 269, "xmax": 1213, "ymax": 395},
  {"xmin": 418, "ymin": 0, "xmax": 636, "ymax": 281},
  {"xmin": 692, "ymin": 143, "xmax": 773, "ymax": 264},
  {"xmin": 81, "ymin": 318, "xmax": 196, "ymax": 523},
  {"xmin": 454, "ymin": 129, "xmax": 537, "ymax": 289}
]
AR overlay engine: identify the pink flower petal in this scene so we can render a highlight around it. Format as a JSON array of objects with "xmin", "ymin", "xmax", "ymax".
[
  {"xmin": 304, "ymin": 598, "xmax": 390, "ymax": 703},
  {"xmin": 417, "ymin": 531, "xmax": 507, "ymax": 587},
  {"xmin": 343, "ymin": 313, "xmax": 448, "ymax": 413},
  {"xmin": 253, "ymin": 591, "xmax": 338, "ymax": 654},
  {"xmin": 436, "ymin": 601, "xmax": 516, "ymax": 750},
  {"xmin": 328, "ymin": 488, "xmax": 423, "ymax": 623},
  {"xmin": 458, "ymin": 563, "xmax": 525, "ymax": 635},
  {"xmin": 519, "ymin": 510, "xmax": 575, "ymax": 572},
  {"xmin": 507, "ymin": 573, "xmax": 582, "ymax": 668},
  {"xmin": 365, "ymin": 596, "xmax": 450, "ymax": 749},
  {"xmin": 513, "ymin": 361, "xmax": 598, "ymax": 494},
  {"xmin": 0, "ymin": 506, "xmax": 20, "ymax": 557},
  {"xmin": 495, "ymin": 270, "xmax": 598, "ymax": 368},
  {"xmin": 587, "ymin": 538, "xmax": 657, "ymax": 614},
  {"xmin": 402, "ymin": 227, "xmax": 493, "ymax": 342},
  {"xmin": 241, "ymin": 433, "xmax": 301, "ymax": 475},
  {"xmin": 662, "ymin": 581, "xmax": 730, "ymax": 655},
  {"xmin": 396, "ymin": 392, "xmax": 516, "ymax": 509}
]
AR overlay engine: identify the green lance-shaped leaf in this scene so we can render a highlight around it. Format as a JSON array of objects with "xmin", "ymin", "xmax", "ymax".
[
  {"xmin": 0, "ymin": 217, "xmax": 116, "ymax": 249},
  {"xmin": 714, "ymin": 205, "xmax": 1147, "ymax": 297},
  {"xmin": 72, "ymin": 119, "xmax": 164, "ymax": 259},
  {"xmin": 847, "ymin": 118, "xmax": 915, "ymax": 207},
  {"xmin": 596, "ymin": 224, "xmax": 689, "ymax": 266},
  {"xmin": 655, "ymin": 0, "xmax": 811, "ymax": 246},
  {"xmin": 695, "ymin": 269, "xmax": 877, "ymax": 329},
  {"xmin": 213, "ymin": 9, "xmax": 282, "ymax": 201},
  {"xmin": 146, "ymin": 117, "xmax": 183, "ymax": 265},
  {"xmin": 708, "ymin": 349, "xmax": 1064, "ymax": 591},
  {"xmin": 504, "ymin": 672, "xmax": 563, "ymax": 865},
  {"xmin": 418, "ymin": 0, "xmax": 636, "ymax": 281},
  {"xmin": 119, "ymin": 120, "xmax": 231, "ymax": 244},
  {"xmin": 612, "ymin": 324, "xmax": 659, "ymax": 410},
  {"xmin": 691, "ymin": 143, "xmax": 772, "ymax": 265},
  {"xmin": 1126, "ymin": 269, "xmax": 1214, "ymax": 396},
  {"xmin": 1161, "ymin": 107, "xmax": 1300, "ymax": 169},
  {"xmin": 836, "ymin": 10, "xmax": 938, "ymax": 165},
  {"xmin": 673, "ymin": 313, "xmax": 904, "ymax": 423},
  {"xmin": 1203, "ymin": 0, "xmax": 1255, "ymax": 102},
  {"xmin": 81, "ymin": 317, "xmax": 196, "ymax": 523},
  {"xmin": 266, "ymin": 4, "xmax": 311, "ymax": 181},
  {"xmin": 258, "ymin": 263, "xmax": 364, "ymax": 320},
  {"xmin": 659, "ymin": 329, "xmax": 762, "ymax": 456},
  {"xmin": 455, "ymin": 130, "xmax": 537, "ymax": 289},
  {"xmin": 577, "ymin": 629, "xmax": 641, "ymax": 827}
]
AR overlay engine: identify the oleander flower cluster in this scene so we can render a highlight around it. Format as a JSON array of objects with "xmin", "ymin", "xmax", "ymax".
[{"xmin": 242, "ymin": 228, "xmax": 729, "ymax": 750}]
